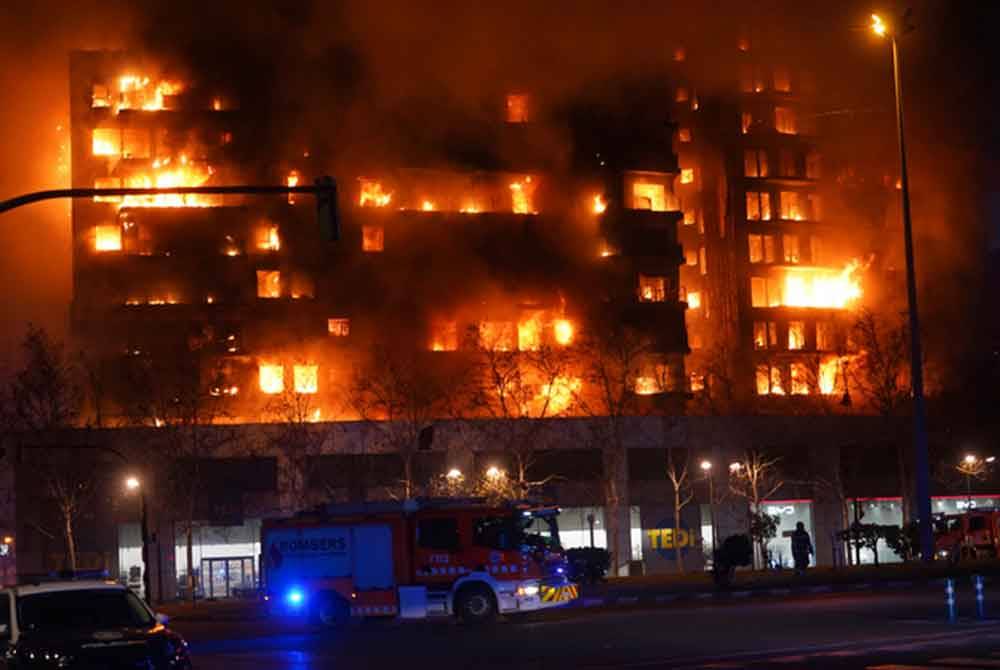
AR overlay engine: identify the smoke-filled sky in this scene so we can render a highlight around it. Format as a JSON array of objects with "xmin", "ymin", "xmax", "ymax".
[{"xmin": 0, "ymin": 0, "xmax": 997, "ymax": 376}]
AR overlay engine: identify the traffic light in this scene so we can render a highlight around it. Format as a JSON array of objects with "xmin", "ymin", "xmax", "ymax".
[{"xmin": 315, "ymin": 176, "xmax": 340, "ymax": 241}]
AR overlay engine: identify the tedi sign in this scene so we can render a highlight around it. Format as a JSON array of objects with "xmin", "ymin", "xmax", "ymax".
[{"xmin": 645, "ymin": 520, "xmax": 700, "ymax": 559}]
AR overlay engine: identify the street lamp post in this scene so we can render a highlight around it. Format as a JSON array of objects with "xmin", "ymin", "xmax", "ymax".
[
  {"xmin": 871, "ymin": 12, "xmax": 933, "ymax": 562},
  {"xmin": 700, "ymin": 460, "xmax": 717, "ymax": 557},
  {"xmin": 125, "ymin": 476, "xmax": 152, "ymax": 605}
]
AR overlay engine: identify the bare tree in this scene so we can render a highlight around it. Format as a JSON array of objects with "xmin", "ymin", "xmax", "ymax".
[
  {"xmin": 728, "ymin": 450, "xmax": 784, "ymax": 569},
  {"xmin": 465, "ymin": 325, "xmax": 574, "ymax": 496},
  {"xmin": 665, "ymin": 447, "xmax": 695, "ymax": 573},
  {"xmin": 264, "ymin": 389, "xmax": 331, "ymax": 509},
  {"xmin": 850, "ymin": 307, "xmax": 911, "ymax": 521},
  {"xmin": 694, "ymin": 341, "xmax": 741, "ymax": 415},
  {"xmin": 6, "ymin": 326, "xmax": 91, "ymax": 570},
  {"xmin": 572, "ymin": 323, "xmax": 651, "ymax": 576}
]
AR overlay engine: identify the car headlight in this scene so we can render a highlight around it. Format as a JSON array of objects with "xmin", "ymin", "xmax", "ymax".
[
  {"xmin": 21, "ymin": 649, "xmax": 73, "ymax": 668},
  {"xmin": 938, "ymin": 549, "xmax": 950, "ymax": 558},
  {"xmin": 516, "ymin": 582, "xmax": 540, "ymax": 597}
]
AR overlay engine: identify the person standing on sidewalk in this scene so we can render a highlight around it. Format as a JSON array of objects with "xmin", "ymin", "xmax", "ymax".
[{"xmin": 791, "ymin": 522, "xmax": 813, "ymax": 575}]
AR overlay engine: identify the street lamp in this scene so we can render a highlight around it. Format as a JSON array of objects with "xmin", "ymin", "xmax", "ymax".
[
  {"xmin": 700, "ymin": 460, "xmax": 717, "ymax": 557},
  {"xmin": 486, "ymin": 466, "xmax": 502, "ymax": 480},
  {"xmin": 957, "ymin": 454, "xmax": 994, "ymax": 508},
  {"xmin": 446, "ymin": 468, "xmax": 463, "ymax": 481},
  {"xmin": 729, "ymin": 462, "xmax": 742, "ymax": 474},
  {"xmin": 870, "ymin": 10, "xmax": 932, "ymax": 562},
  {"xmin": 124, "ymin": 476, "xmax": 151, "ymax": 605}
]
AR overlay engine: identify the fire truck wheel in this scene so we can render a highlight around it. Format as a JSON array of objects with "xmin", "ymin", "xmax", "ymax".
[
  {"xmin": 455, "ymin": 583, "xmax": 497, "ymax": 624},
  {"xmin": 314, "ymin": 591, "xmax": 350, "ymax": 628}
]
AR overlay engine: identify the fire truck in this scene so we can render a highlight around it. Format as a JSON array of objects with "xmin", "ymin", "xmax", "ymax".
[
  {"xmin": 934, "ymin": 509, "xmax": 1000, "ymax": 562},
  {"xmin": 260, "ymin": 498, "xmax": 579, "ymax": 625}
]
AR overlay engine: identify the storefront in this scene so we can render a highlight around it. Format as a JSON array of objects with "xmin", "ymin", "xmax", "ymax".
[
  {"xmin": 557, "ymin": 506, "xmax": 644, "ymax": 561},
  {"xmin": 761, "ymin": 499, "xmax": 814, "ymax": 568},
  {"xmin": 174, "ymin": 521, "xmax": 261, "ymax": 599}
]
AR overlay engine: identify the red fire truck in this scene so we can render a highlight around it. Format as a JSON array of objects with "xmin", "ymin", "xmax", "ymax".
[
  {"xmin": 260, "ymin": 498, "xmax": 579, "ymax": 625},
  {"xmin": 934, "ymin": 509, "xmax": 1000, "ymax": 562}
]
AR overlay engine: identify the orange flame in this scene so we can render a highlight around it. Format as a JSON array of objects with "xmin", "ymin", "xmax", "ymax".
[
  {"xmin": 359, "ymin": 179, "xmax": 392, "ymax": 207},
  {"xmin": 782, "ymin": 260, "xmax": 864, "ymax": 309},
  {"xmin": 592, "ymin": 194, "xmax": 607, "ymax": 214},
  {"xmin": 553, "ymin": 319, "xmax": 574, "ymax": 346}
]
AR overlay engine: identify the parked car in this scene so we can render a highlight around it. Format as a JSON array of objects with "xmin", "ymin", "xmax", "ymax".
[{"xmin": 0, "ymin": 578, "xmax": 191, "ymax": 669}]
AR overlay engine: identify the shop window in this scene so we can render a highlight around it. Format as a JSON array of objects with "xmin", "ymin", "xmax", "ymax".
[
  {"xmin": 816, "ymin": 321, "xmax": 834, "ymax": 351},
  {"xmin": 775, "ymin": 106, "xmax": 798, "ymax": 134},
  {"xmin": 746, "ymin": 191, "xmax": 772, "ymax": 221},
  {"xmin": 256, "ymin": 270, "xmax": 281, "ymax": 299},
  {"xmin": 744, "ymin": 149, "xmax": 769, "ymax": 178},
  {"xmin": 788, "ymin": 321, "xmax": 805, "ymax": 350},
  {"xmin": 773, "ymin": 66, "xmax": 792, "ymax": 93},
  {"xmin": 790, "ymin": 362, "xmax": 809, "ymax": 395},
  {"xmin": 122, "ymin": 129, "xmax": 151, "ymax": 159},
  {"xmin": 783, "ymin": 234, "xmax": 800, "ymax": 263},
  {"xmin": 505, "ymin": 93, "xmax": 530, "ymax": 123},
  {"xmin": 259, "ymin": 364, "xmax": 284, "ymax": 394},
  {"xmin": 328, "ymin": 318, "xmax": 350, "ymax": 337},
  {"xmin": 94, "ymin": 224, "xmax": 122, "ymax": 252},
  {"xmin": 638, "ymin": 275, "xmax": 667, "ymax": 303},
  {"xmin": 293, "ymin": 364, "xmax": 319, "ymax": 394},
  {"xmin": 678, "ymin": 127, "xmax": 692, "ymax": 143},
  {"xmin": 362, "ymin": 225, "xmax": 384, "ymax": 252},
  {"xmin": 418, "ymin": 518, "xmax": 460, "ymax": 551}
]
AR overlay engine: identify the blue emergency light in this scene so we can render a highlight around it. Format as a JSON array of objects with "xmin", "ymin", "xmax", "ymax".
[{"xmin": 285, "ymin": 588, "xmax": 305, "ymax": 607}]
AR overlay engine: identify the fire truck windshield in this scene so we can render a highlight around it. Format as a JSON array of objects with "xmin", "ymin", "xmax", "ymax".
[{"xmin": 519, "ymin": 514, "xmax": 561, "ymax": 551}]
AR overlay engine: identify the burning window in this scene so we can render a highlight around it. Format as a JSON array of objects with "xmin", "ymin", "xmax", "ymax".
[
  {"xmin": 290, "ymin": 274, "xmax": 315, "ymax": 300},
  {"xmin": 362, "ymin": 225, "xmax": 384, "ymax": 252},
  {"xmin": 122, "ymin": 129, "xmax": 151, "ymax": 159},
  {"xmin": 807, "ymin": 194, "xmax": 822, "ymax": 220},
  {"xmin": 678, "ymin": 127, "xmax": 692, "ymax": 143},
  {"xmin": 359, "ymin": 179, "xmax": 392, "ymax": 207},
  {"xmin": 745, "ymin": 191, "xmax": 772, "ymax": 221},
  {"xmin": 673, "ymin": 46, "xmax": 686, "ymax": 62},
  {"xmin": 431, "ymin": 321, "xmax": 458, "ymax": 352},
  {"xmin": 739, "ymin": 65, "xmax": 766, "ymax": 93},
  {"xmin": 756, "ymin": 364, "xmax": 785, "ymax": 396},
  {"xmin": 819, "ymin": 356, "xmax": 841, "ymax": 395},
  {"xmin": 638, "ymin": 275, "xmax": 667, "ymax": 303},
  {"xmin": 91, "ymin": 83, "xmax": 111, "ymax": 108},
  {"xmin": 773, "ymin": 66, "xmax": 792, "ymax": 93},
  {"xmin": 293, "ymin": 364, "xmax": 319, "ymax": 394},
  {"xmin": 92, "ymin": 128, "xmax": 120, "ymax": 157},
  {"xmin": 779, "ymin": 191, "xmax": 805, "ymax": 221},
  {"xmin": 94, "ymin": 224, "xmax": 121, "ymax": 252},
  {"xmin": 778, "ymin": 149, "xmax": 798, "ymax": 178},
  {"xmin": 685, "ymin": 249, "xmax": 698, "ymax": 266},
  {"xmin": 592, "ymin": 194, "xmax": 608, "ymax": 214},
  {"xmin": 816, "ymin": 321, "xmax": 834, "ymax": 351},
  {"xmin": 790, "ymin": 363, "xmax": 809, "ymax": 395},
  {"xmin": 505, "ymin": 94, "xmax": 530, "ymax": 123},
  {"xmin": 509, "ymin": 176, "xmax": 537, "ymax": 214},
  {"xmin": 679, "ymin": 168, "xmax": 695, "ymax": 185},
  {"xmin": 675, "ymin": 87, "xmax": 689, "ymax": 103},
  {"xmin": 683, "ymin": 209, "xmax": 696, "ymax": 226},
  {"xmin": 629, "ymin": 179, "xmax": 670, "ymax": 211},
  {"xmin": 328, "ymin": 318, "xmax": 350, "ymax": 337},
  {"xmin": 479, "ymin": 321, "xmax": 516, "ymax": 352},
  {"xmin": 287, "ymin": 171, "xmax": 300, "ymax": 205},
  {"xmin": 114, "ymin": 76, "xmax": 183, "ymax": 113},
  {"xmin": 788, "ymin": 321, "xmax": 806, "ymax": 350},
  {"xmin": 781, "ymin": 262, "xmax": 863, "ymax": 309},
  {"xmin": 748, "ymin": 235, "xmax": 763, "ymax": 263},
  {"xmin": 687, "ymin": 291, "xmax": 701, "ymax": 309},
  {"xmin": 553, "ymin": 319, "xmax": 574, "ymax": 346},
  {"xmin": 753, "ymin": 321, "xmax": 778, "ymax": 350},
  {"xmin": 741, "ymin": 111, "xmax": 753, "ymax": 134},
  {"xmin": 538, "ymin": 376, "xmax": 581, "ymax": 414},
  {"xmin": 806, "ymin": 152, "xmax": 822, "ymax": 179},
  {"xmin": 518, "ymin": 315, "xmax": 542, "ymax": 352},
  {"xmin": 744, "ymin": 149, "xmax": 769, "ymax": 177},
  {"xmin": 259, "ymin": 364, "xmax": 284, "ymax": 394},
  {"xmin": 750, "ymin": 277, "xmax": 782, "ymax": 308},
  {"xmin": 699, "ymin": 247, "xmax": 707, "ymax": 275},
  {"xmin": 775, "ymin": 107, "xmax": 798, "ymax": 134},
  {"xmin": 255, "ymin": 224, "xmax": 280, "ymax": 252},
  {"xmin": 256, "ymin": 270, "xmax": 281, "ymax": 299},
  {"xmin": 783, "ymin": 234, "xmax": 800, "ymax": 263}
]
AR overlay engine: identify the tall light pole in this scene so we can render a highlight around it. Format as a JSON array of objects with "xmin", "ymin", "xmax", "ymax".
[
  {"xmin": 125, "ymin": 476, "xmax": 152, "ymax": 604},
  {"xmin": 871, "ymin": 11, "xmax": 933, "ymax": 562},
  {"xmin": 700, "ymin": 460, "xmax": 717, "ymax": 558}
]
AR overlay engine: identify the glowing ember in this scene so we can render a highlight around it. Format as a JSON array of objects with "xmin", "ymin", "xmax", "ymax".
[
  {"xmin": 686, "ymin": 291, "xmax": 701, "ymax": 309},
  {"xmin": 94, "ymin": 224, "xmax": 121, "ymax": 252},
  {"xmin": 509, "ymin": 176, "xmax": 536, "ymax": 214},
  {"xmin": 421, "ymin": 200, "xmax": 435, "ymax": 211},
  {"xmin": 359, "ymin": 179, "xmax": 392, "ymax": 207},
  {"xmin": 518, "ymin": 316, "xmax": 542, "ymax": 352},
  {"xmin": 293, "ymin": 364, "xmax": 319, "ymax": 394},
  {"xmin": 592, "ymin": 194, "xmax": 608, "ymax": 214},
  {"xmin": 553, "ymin": 319, "xmax": 574, "ymax": 346},
  {"xmin": 287, "ymin": 171, "xmax": 300, "ymax": 205},
  {"xmin": 538, "ymin": 376, "xmax": 581, "ymax": 414},
  {"xmin": 259, "ymin": 364, "xmax": 284, "ymax": 394},
  {"xmin": 782, "ymin": 260, "xmax": 863, "ymax": 309}
]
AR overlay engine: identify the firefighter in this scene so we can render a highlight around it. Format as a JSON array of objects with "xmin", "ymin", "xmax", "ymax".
[{"xmin": 791, "ymin": 522, "xmax": 814, "ymax": 574}]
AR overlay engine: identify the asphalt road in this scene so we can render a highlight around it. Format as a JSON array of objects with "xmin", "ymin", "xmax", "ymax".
[{"xmin": 177, "ymin": 584, "xmax": 1000, "ymax": 669}]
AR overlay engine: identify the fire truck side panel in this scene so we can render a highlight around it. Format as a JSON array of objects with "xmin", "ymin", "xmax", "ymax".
[{"xmin": 351, "ymin": 524, "xmax": 394, "ymax": 589}]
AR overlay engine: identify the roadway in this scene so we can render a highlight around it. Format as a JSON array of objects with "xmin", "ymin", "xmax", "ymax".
[{"xmin": 176, "ymin": 583, "xmax": 1000, "ymax": 669}]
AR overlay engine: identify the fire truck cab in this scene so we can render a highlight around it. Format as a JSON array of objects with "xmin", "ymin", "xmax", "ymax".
[
  {"xmin": 934, "ymin": 510, "xmax": 1000, "ymax": 562},
  {"xmin": 260, "ymin": 498, "xmax": 578, "ymax": 625}
]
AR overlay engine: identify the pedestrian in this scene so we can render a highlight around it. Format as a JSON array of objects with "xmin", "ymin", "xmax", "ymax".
[{"xmin": 791, "ymin": 522, "xmax": 813, "ymax": 575}]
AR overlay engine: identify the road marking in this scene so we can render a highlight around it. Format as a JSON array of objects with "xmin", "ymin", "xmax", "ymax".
[{"xmin": 931, "ymin": 659, "xmax": 1000, "ymax": 667}]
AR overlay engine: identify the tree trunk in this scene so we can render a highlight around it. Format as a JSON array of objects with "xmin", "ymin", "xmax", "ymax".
[
  {"xmin": 605, "ymin": 476, "xmax": 621, "ymax": 576},
  {"xmin": 673, "ymin": 488, "xmax": 685, "ymax": 574},
  {"xmin": 186, "ymin": 523, "xmax": 195, "ymax": 603},
  {"xmin": 403, "ymin": 453, "xmax": 414, "ymax": 499},
  {"xmin": 63, "ymin": 512, "xmax": 77, "ymax": 571}
]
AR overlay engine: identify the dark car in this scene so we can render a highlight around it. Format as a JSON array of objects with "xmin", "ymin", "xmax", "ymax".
[{"xmin": 0, "ymin": 580, "xmax": 191, "ymax": 669}]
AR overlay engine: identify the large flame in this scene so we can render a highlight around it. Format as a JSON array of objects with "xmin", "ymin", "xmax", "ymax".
[
  {"xmin": 259, "ymin": 364, "xmax": 284, "ymax": 394},
  {"xmin": 509, "ymin": 176, "xmax": 537, "ymax": 214},
  {"xmin": 782, "ymin": 260, "xmax": 863, "ymax": 309},
  {"xmin": 359, "ymin": 179, "xmax": 392, "ymax": 207},
  {"xmin": 553, "ymin": 319, "xmax": 574, "ymax": 346},
  {"xmin": 96, "ymin": 155, "xmax": 217, "ymax": 209},
  {"xmin": 538, "ymin": 376, "xmax": 581, "ymax": 414},
  {"xmin": 106, "ymin": 76, "xmax": 184, "ymax": 113}
]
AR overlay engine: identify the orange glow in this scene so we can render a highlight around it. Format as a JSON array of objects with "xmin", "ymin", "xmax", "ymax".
[
  {"xmin": 287, "ymin": 171, "xmax": 300, "ymax": 205},
  {"xmin": 479, "ymin": 321, "xmax": 516, "ymax": 352},
  {"xmin": 592, "ymin": 194, "xmax": 608, "ymax": 214},
  {"xmin": 362, "ymin": 225, "xmax": 384, "ymax": 252},
  {"xmin": 359, "ymin": 179, "xmax": 392, "ymax": 207},
  {"xmin": 92, "ymin": 129, "xmax": 120, "ymax": 156},
  {"xmin": 638, "ymin": 275, "xmax": 667, "ymax": 302},
  {"xmin": 518, "ymin": 315, "xmax": 542, "ymax": 352},
  {"xmin": 460, "ymin": 203, "xmax": 481, "ymax": 214},
  {"xmin": 256, "ymin": 270, "xmax": 281, "ymax": 298},
  {"xmin": 293, "ymin": 364, "xmax": 319, "ymax": 394},
  {"xmin": 431, "ymin": 321, "xmax": 458, "ymax": 352},
  {"xmin": 101, "ymin": 155, "xmax": 217, "ymax": 209},
  {"xmin": 509, "ymin": 176, "xmax": 536, "ymax": 214},
  {"xmin": 819, "ymin": 356, "xmax": 841, "ymax": 395},
  {"xmin": 259, "ymin": 364, "xmax": 284, "ymax": 394},
  {"xmin": 256, "ymin": 224, "xmax": 281, "ymax": 251},
  {"xmin": 111, "ymin": 76, "xmax": 184, "ymax": 113},
  {"xmin": 553, "ymin": 319, "xmax": 574, "ymax": 346},
  {"xmin": 634, "ymin": 376, "xmax": 661, "ymax": 396},
  {"xmin": 538, "ymin": 376, "xmax": 581, "ymax": 414},
  {"xmin": 94, "ymin": 225, "xmax": 121, "ymax": 252},
  {"xmin": 328, "ymin": 318, "xmax": 350, "ymax": 336},
  {"xmin": 679, "ymin": 168, "xmax": 694, "ymax": 184},
  {"xmin": 686, "ymin": 291, "xmax": 701, "ymax": 309},
  {"xmin": 421, "ymin": 200, "xmax": 435, "ymax": 211},
  {"xmin": 781, "ymin": 260, "xmax": 863, "ymax": 309},
  {"xmin": 212, "ymin": 97, "xmax": 223, "ymax": 111}
]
